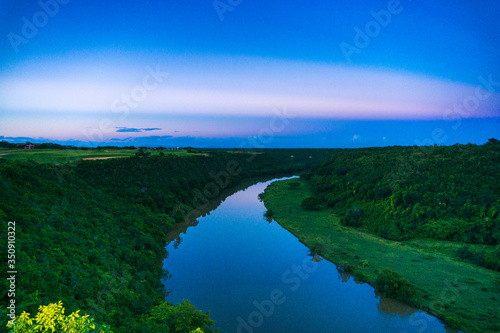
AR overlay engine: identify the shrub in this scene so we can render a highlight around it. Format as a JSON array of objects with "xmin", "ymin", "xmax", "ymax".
[
  {"xmin": 129, "ymin": 301, "xmax": 216, "ymax": 333},
  {"xmin": 375, "ymin": 186, "xmax": 392, "ymax": 199},
  {"xmin": 456, "ymin": 245, "xmax": 500, "ymax": 271},
  {"xmin": 349, "ymin": 205, "xmax": 364, "ymax": 219},
  {"xmin": 484, "ymin": 245, "xmax": 500, "ymax": 271},
  {"xmin": 301, "ymin": 196, "xmax": 321, "ymax": 211},
  {"xmin": 8, "ymin": 301, "xmax": 112, "ymax": 333},
  {"xmin": 375, "ymin": 269, "xmax": 417, "ymax": 305},
  {"xmin": 444, "ymin": 316, "xmax": 462, "ymax": 329},
  {"xmin": 341, "ymin": 205, "xmax": 364, "ymax": 227}
]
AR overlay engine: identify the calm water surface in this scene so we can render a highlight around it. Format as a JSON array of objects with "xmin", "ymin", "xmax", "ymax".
[{"xmin": 163, "ymin": 177, "xmax": 451, "ymax": 333}]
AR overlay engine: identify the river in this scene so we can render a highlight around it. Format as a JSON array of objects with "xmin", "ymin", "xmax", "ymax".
[{"xmin": 163, "ymin": 177, "xmax": 452, "ymax": 333}]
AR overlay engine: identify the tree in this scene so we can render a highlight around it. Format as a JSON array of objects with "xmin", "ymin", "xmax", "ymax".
[
  {"xmin": 130, "ymin": 301, "xmax": 217, "ymax": 333},
  {"xmin": 342, "ymin": 205, "xmax": 364, "ymax": 227},
  {"xmin": 486, "ymin": 138, "xmax": 499, "ymax": 145},
  {"xmin": 7, "ymin": 301, "xmax": 112, "ymax": 333},
  {"xmin": 135, "ymin": 149, "xmax": 151, "ymax": 158},
  {"xmin": 301, "ymin": 196, "xmax": 321, "ymax": 210},
  {"xmin": 0, "ymin": 140, "xmax": 16, "ymax": 148},
  {"xmin": 375, "ymin": 269, "xmax": 416, "ymax": 305}
]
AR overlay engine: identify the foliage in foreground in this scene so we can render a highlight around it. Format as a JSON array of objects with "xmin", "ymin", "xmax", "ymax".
[
  {"xmin": 7, "ymin": 301, "xmax": 112, "ymax": 333},
  {"xmin": 7, "ymin": 301, "xmax": 214, "ymax": 333},
  {"xmin": 0, "ymin": 149, "xmax": 334, "ymax": 332}
]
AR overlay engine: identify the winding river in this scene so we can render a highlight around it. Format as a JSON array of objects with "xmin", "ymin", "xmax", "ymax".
[{"xmin": 163, "ymin": 177, "xmax": 452, "ymax": 333}]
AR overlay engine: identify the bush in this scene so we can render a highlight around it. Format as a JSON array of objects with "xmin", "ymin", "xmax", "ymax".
[
  {"xmin": 444, "ymin": 316, "xmax": 462, "ymax": 329},
  {"xmin": 485, "ymin": 245, "xmax": 500, "ymax": 271},
  {"xmin": 375, "ymin": 186, "xmax": 392, "ymax": 199},
  {"xmin": 301, "ymin": 196, "xmax": 321, "ymax": 211},
  {"xmin": 456, "ymin": 245, "xmax": 500, "ymax": 271},
  {"xmin": 375, "ymin": 269, "xmax": 417, "ymax": 305},
  {"xmin": 349, "ymin": 205, "xmax": 364, "ymax": 219},
  {"xmin": 8, "ymin": 301, "xmax": 112, "ymax": 333},
  {"xmin": 128, "ymin": 301, "xmax": 216, "ymax": 333},
  {"xmin": 341, "ymin": 205, "xmax": 364, "ymax": 227}
]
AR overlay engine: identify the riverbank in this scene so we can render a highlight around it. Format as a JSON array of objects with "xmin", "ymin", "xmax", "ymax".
[
  {"xmin": 0, "ymin": 150, "xmax": 332, "ymax": 332},
  {"xmin": 261, "ymin": 178, "xmax": 500, "ymax": 333}
]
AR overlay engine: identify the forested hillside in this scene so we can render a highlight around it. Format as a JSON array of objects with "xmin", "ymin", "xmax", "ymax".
[
  {"xmin": 0, "ymin": 149, "xmax": 332, "ymax": 332},
  {"xmin": 305, "ymin": 140, "xmax": 500, "ymax": 270}
]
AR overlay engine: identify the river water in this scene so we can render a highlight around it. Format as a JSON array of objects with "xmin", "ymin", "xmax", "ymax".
[{"xmin": 163, "ymin": 177, "xmax": 451, "ymax": 333}]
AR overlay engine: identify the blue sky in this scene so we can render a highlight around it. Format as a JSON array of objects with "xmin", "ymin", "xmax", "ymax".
[{"xmin": 0, "ymin": 0, "xmax": 499, "ymax": 148}]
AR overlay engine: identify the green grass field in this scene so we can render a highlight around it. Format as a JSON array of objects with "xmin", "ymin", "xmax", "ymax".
[
  {"xmin": 261, "ymin": 178, "xmax": 500, "ymax": 333},
  {"xmin": 0, "ymin": 149, "xmax": 196, "ymax": 164}
]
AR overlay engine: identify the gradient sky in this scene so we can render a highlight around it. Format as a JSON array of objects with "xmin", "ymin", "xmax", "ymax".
[{"xmin": 0, "ymin": 0, "xmax": 499, "ymax": 147}]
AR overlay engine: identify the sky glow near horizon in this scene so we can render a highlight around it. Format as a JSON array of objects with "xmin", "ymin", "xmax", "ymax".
[
  {"xmin": 2, "ymin": 56, "xmax": 499, "ymax": 120},
  {"xmin": 0, "ymin": 0, "xmax": 499, "ymax": 147}
]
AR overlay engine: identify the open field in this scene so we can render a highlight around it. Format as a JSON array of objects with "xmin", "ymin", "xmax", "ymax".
[
  {"xmin": 261, "ymin": 178, "xmax": 500, "ymax": 333},
  {"xmin": 0, "ymin": 149, "xmax": 195, "ymax": 164}
]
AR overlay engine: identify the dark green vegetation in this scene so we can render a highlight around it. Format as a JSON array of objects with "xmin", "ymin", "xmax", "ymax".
[
  {"xmin": 261, "ymin": 141, "xmax": 500, "ymax": 333},
  {"xmin": 375, "ymin": 269, "xmax": 417, "ymax": 304},
  {"xmin": 306, "ymin": 141, "xmax": 500, "ymax": 269},
  {"xmin": 0, "ymin": 149, "xmax": 333, "ymax": 332}
]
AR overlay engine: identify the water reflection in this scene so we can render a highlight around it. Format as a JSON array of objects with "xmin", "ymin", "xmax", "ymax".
[
  {"xmin": 163, "ymin": 177, "xmax": 452, "ymax": 333},
  {"xmin": 307, "ymin": 248, "xmax": 324, "ymax": 262},
  {"xmin": 337, "ymin": 268, "xmax": 353, "ymax": 283},
  {"xmin": 376, "ymin": 292, "xmax": 418, "ymax": 316},
  {"xmin": 165, "ymin": 175, "xmax": 295, "ymax": 247}
]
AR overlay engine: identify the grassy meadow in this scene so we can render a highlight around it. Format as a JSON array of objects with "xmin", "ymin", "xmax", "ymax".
[
  {"xmin": 261, "ymin": 178, "xmax": 500, "ymax": 333},
  {"xmin": 0, "ymin": 148, "xmax": 195, "ymax": 164}
]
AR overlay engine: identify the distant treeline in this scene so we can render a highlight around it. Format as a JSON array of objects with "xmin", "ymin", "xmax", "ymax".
[
  {"xmin": 0, "ymin": 149, "xmax": 333, "ymax": 332},
  {"xmin": 304, "ymin": 139, "xmax": 500, "ymax": 270},
  {"xmin": 0, "ymin": 140, "xmax": 138, "ymax": 150}
]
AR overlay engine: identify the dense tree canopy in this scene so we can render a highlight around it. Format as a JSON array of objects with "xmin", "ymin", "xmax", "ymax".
[
  {"xmin": 0, "ymin": 149, "xmax": 333, "ymax": 332},
  {"xmin": 304, "ymin": 142, "xmax": 500, "ymax": 269}
]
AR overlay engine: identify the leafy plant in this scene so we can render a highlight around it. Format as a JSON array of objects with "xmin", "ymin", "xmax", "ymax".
[
  {"xmin": 7, "ymin": 301, "xmax": 112, "ymax": 333},
  {"xmin": 301, "ymin": 196, "xmax": 321, "ymax": 211},
  {"xmin": 375, "ymin": 269, "xmax": 417, "ymax": 305}
]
